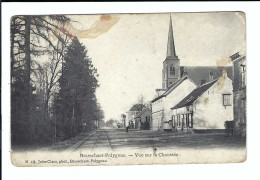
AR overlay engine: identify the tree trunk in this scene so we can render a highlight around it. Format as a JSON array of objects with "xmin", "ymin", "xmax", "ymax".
[{"xmin": 24, "ymin": 16, "xmax": 32, "ymax": 143}]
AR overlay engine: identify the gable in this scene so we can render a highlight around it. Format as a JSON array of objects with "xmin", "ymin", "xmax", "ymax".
[
  {"xmin": 172, "ymin": 79, "xmax": 218, "ymax": 109},
  {"xmin": 151, "ymin": 75, "xmax": 196, "ymax": 103},
  {"xmin": 135, "ymin": 108, "xmax": 152, "ymax": 119},
  {"xmin": 129, "ymin": 104, "xmax": 144, "ymax": 111}
]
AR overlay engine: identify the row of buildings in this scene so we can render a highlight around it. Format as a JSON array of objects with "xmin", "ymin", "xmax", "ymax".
[{"xmin": 122, "ymin": 16, "xmax": 246, "ymax": 137}]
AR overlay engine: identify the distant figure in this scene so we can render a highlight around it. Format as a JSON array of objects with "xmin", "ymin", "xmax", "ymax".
[{"xmin": 126, "ymin": 126, "xmax": 129, "ymax": 133}]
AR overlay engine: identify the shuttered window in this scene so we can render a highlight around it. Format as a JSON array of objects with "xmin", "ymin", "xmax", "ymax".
[{"xmin": 223, "ymin": 94, "xmax": 231, "ymax": 106}]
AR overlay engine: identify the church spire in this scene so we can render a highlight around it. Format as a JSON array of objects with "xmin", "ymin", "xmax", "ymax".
[{"xmin": 166, "ymin": 15, "xmax": 177, "ymax": 58}]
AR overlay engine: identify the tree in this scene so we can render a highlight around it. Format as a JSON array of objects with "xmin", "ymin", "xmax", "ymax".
[
  {"xmin": 54, "ymin": 39, "xmax": 99, "ymax": 138},
  {"xmin": 128, "ymin": 95, "xmax": 151, "ymax": 114},
  {"xmin": 105, "ymin": 119, "xmax": 117, "ymax": 128},
  {"xmin": 137, "ymin": 95, "xmax": 145, "ymax": 105},
  {"xmin": 11, "ymin": 15, "xmax": 103, "ymax": 146},
  {"xmin": 137, "ymin": 94, "xmax": 151, "ymax": 109},
  {"xmin": 34, "ymin": 34, "xmax": 71, "ymax": 121},
  {"xmin": 11, "ymin": 15, "xmax": 71, "ymax": 145}
]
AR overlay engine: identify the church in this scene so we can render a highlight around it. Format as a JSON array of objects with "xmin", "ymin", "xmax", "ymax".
[{"xmin": 151, "ymin": 16, "xmax": 233, "ymax": 131}]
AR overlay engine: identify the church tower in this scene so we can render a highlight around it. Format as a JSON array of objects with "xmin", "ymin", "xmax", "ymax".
[{"xmin": 162, "ymin": 15, "xmax": 180, "ymax": 89}]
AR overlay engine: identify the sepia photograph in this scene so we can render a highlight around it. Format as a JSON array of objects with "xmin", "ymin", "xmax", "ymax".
[{"xmin": 10, "ymin": 12, "xmax": 246, "ymax": 166}]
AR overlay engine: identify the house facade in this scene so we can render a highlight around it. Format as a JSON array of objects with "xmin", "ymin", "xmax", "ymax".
[
  {"xmin": 134, "ymin": 108, "xmax": 152, "ymax": 130},
  {"xmin": 171, "ymin": 74, "xmax": 233, "ymax": 133},
  {"xmin": 230, "ymin": 52, "xmax": 246, "ymax": 137},
  {"xmin": 151, "ymin": 76, "xmax": 197, "ymax": 131},
  {"xmin": 127, "ymin": 110, "xmax": 140, "ymax": 129},
  {"xmin": 127, "ymin": 104, "xmax": 144, "ymax": 129}
]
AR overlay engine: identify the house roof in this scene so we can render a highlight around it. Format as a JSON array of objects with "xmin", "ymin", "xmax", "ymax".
[
  {"xmin": 134, "ymin": 107, "xmax": 151, "ymax": 119},
  {"xmin": 151, "ymin": 75, "xmax": 192, "ymax": 103},
  {"xmin": 171, "ymin": 79, "xmax": 218, "ymax": 110},
  {"xmin": 129, "ymin": 104, "xmax": 144, "ymax": 111}
]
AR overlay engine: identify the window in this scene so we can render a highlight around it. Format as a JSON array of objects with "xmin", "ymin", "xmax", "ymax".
[
  {"xmin": 177, "ymin": 115, "xmax": 181, "ymax": 127},
  {"xmin": 170, "ymin": 65, "xmax": 175, "ymax": 76},
  {"xmin": 223, "ymin": 94, "xmax": 231, "ymax": 106},
  {"xmin": 146, "ymin": 116, "xmax": 150, "ymax": 122},
  {"xmin": 240, "ymin": 64, "xmax": 246, "ymax": 88},
  {"xmin": 172, "ymin": 115, "xmax": 175, "ymax": 127},
  {"xmin": 188, "ymin": 113, "xmax": 193, "ymax": 128},
  {"xmin": 169, "ymin": 120, "xmax": 173, "ymax": 126},
  {"xmin": 184, "ymin": 114, "xmax": 187, "ymax": 128},
  {"xmin": 182, "ymin": 114, "xmax": 185, "ymax": 127},
  {"xmin": 186, "ymin": 114, "xmax": 189, "ymax": 128}
]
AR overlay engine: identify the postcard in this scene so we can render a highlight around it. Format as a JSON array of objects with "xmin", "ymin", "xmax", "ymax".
[{"xmin": 10, "ymin": 12, "xmax": 246, "ymax": 166}]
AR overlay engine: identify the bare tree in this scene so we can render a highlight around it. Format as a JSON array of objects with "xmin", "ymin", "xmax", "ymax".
[
  {"xmin": 137, "ymin": 95, "xmax": 145, "ymax": 105},
  {"xmin": 11, "ymin": 15, "xmax": 71, "ymax": 144},
  {"xmin": 34, "ymin": 34, "xmax": 71, "ymax": 121}
]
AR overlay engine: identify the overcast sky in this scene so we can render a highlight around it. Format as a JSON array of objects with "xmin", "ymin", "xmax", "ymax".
[{"xmin": 68, "ymin": 12, "xmax": 245, "ymax": 121}]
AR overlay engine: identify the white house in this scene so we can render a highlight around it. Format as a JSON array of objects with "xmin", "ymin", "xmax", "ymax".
[
  {"xmin": 171, "ymin": 72, "xmax": 233, "ymax": 133},
  {"xmin": 127, "ymin": 104, "xmax": 144, "ymax": 129},
  {"xmin": 134, "ymin": 107, "xmax": 152, "ymax": 130},
  {"xmin": 151, "ymin": 75, "xmax": 197, "ymax": 131}
]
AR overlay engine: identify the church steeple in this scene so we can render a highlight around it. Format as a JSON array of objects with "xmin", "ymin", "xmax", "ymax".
[
  {"xmin": 162, "ymin": 15, "xmax": 180, "ymax": 89},
  {"xmin": 166, "ymin": 15, "xmax": 177, "ymax": 58}
]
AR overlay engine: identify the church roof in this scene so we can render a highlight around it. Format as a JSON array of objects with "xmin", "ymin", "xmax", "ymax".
[
  {"xmin": 171, "ymin": 79, "xmax": 218, "ymax": 110},
  {"xmin": 166, "ymin": 15, "xmax": 177, "ymax": 58},
  {"xmin": 181, "ymin": 66, "xmax": 233, "ymax": 86}
]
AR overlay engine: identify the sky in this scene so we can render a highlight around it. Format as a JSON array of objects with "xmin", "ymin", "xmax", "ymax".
[{"xmin": 67, "ymin": 12, "xmax": 245, "ymax": 121}]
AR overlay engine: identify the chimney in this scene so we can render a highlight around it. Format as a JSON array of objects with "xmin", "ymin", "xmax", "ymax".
[{"xmin": 230, "ymin": 52, "xmax": 240, "ymax": 61}]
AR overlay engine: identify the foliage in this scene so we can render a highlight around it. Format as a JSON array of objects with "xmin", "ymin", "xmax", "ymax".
[
  {"xmin": 11, "ymin": 15, "xmax": 71, "ymax": 145},
  {"xmin": 129, "ymin": 95, "xmax": 152, "ymax": 112},
  {"xmin": 11, "ymin": 15, "xmax": 103, "ymax": 146},
  {"xmin": 105, "ymin": 119, "xmax": 118, "ymax": 128},
  {"xmin": 53, "ymin": 39, "xmax": 101, "ymax": 139}
]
